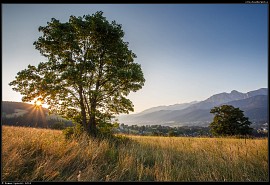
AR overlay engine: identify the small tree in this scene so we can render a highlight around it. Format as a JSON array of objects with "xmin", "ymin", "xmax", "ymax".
[
  {"xmin": 209, "ymin": 105, "xmax": 253, "ymax": 136},
  {"xmin": 9, "ymin": 11, "xmax": 145, "ymax": 137},
  {"xmin": 168, "ymin": 130, "xmax": 177, "ymax": 137}
]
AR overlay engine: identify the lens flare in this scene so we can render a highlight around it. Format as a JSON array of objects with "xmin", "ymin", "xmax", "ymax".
[{"xmin": 35, "ymin": 100, "xmax": 42, "ymax": 107}]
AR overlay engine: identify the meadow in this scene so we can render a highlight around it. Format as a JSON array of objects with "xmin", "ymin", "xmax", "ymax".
[{"xmin": 2, "ymin": 125, "xmax": 268, "ymax": 182}]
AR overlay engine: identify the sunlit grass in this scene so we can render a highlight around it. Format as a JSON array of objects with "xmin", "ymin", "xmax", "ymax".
[
  {"xmin": 2, "ymin": 126, "xmax": 268, "ymax": 182},
  {"xmin": 127, "ymin": 135, "xmax": 268, "ymax": 181}
]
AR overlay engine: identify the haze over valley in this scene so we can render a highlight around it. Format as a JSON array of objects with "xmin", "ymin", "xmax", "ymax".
[{"xmin": 118, "ymin": 88, "xmax": 268, "ymax": 127}]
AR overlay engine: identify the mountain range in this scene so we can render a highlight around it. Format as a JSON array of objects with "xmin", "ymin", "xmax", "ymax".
[
  {"xmin": 2, "ymin": 88, "xmax": 268, "ymax": 128},
  {"xmin": 117, "ymin": 88, "xmax": 268, "ymax": 127}
]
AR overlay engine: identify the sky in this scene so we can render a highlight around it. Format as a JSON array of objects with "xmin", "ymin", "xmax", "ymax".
[{"xmin": 2, "ymin": 4, "xmax": 268, "ymax": 113}]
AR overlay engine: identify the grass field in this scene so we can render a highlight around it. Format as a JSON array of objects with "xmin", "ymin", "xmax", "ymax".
[{"xmin": 2, "ymin": 126, "xmax": 268, "ymax": 182}]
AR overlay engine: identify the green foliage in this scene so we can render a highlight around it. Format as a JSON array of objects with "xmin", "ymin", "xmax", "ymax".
[
  {"xmin": 63, "ymin": 123, "xmax": 84, "ymax": 140},
  {"xmin": 50, "ymin": 121, "xmax": 65, "ymax": 130},
  {"xmin": 96, "ymin": 120, "xmax": 130, "ymax": 145},
  {"xmin": 97, "ymin": 121, "xmax": 119, "ymax": 137},
  {"xmin": 119, "ymin": 124, "xmax": 211, "ymax": 137},
  {"xmin": 9, "ymin": 11, "xmax": 145, "ymax": 136},
  {"xmin": 209, "ymin": 105, "xmax": 253, "ymax": 136},
  {"xmin": 168, "ymin": 130, "xmax": 177, "ymax": 137}
]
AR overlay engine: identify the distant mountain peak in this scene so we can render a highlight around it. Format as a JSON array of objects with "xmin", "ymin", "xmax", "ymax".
[
  {"xmin": 204, "ymin": 88, "xmax": 268, "ymax": 105},
  {"xmin": 231, "ymin": 90, "xmax": 239, "ymax": 93}
]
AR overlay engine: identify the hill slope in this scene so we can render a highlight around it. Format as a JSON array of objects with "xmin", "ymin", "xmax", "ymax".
[{"xmin": 2, "ymin": 101, "xmax": 72, "ymax": 128}]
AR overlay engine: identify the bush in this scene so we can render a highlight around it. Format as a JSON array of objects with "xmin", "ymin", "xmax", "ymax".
[
  {"xmin": 50, "ymin": 121, "xmax": 65, "ymax": 130},
  {"xmin": 97, "ymin": 121, "xmax": 119, "ymax": 138},
  {"xmin": 168, "ymin": 130, "xmax": 177, "ymax": 137},
  {"xmin": 62, "ymin": 123, "xmax": 84, "ymax": 140}
]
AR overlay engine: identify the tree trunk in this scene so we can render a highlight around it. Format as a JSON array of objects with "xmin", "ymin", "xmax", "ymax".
[
  {"xmin": 78, "ymin": 86, "xmax": 87, "ymax": 130},
  {"xmin": 88, "ymin": 98, "xmax": 97, "ymax": 137},
  {"xmin": 87, "ymin": 59, "xmax": 102, "ymax": 137},
  {"xmin": 80, "ymin": 105, "xmax": 87, "ymax": 131},
  {"xmin": 88, "ymin": 114, "xmax": 97, "ymax": 137},
  {"xmin": 88, "ymin": 115, "xmax": 97, "ymax": 137}
]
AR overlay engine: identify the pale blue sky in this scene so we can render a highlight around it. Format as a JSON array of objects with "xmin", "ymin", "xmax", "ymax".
[{"xmin": 2, "ymin": 4, "xmax": 268, "ymax": 113}]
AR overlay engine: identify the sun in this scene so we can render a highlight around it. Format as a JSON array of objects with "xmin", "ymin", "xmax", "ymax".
[
  {"xmin": 34, "ymin": 100, "xmax": 43, "ymax": 108},
  {"xmin": 36, "ymin": 100, "xmax": 42, "ymax": 106}
]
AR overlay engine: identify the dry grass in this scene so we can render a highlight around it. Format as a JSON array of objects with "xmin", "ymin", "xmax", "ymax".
[
  {"xmin": 2, "ymin": 126, "xmax": 268, "ymax": 182},
  {"xmin": 127, "ymin": 136, "xmax": 268, "ymax": 181}
]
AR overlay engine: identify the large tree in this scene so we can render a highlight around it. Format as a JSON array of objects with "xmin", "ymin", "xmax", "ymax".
[
  {"xmin": 209, "ymin": 105, "xmax": 253, "ymax": 136},
  {"xmin": 9, "ymin": 11, "xmax": 145, "ymax": 137}
]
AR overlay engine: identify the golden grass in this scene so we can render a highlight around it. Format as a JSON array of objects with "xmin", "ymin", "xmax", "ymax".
[{"xmin": 2, "ymin": 126, "xmax": 268, "ymax": 182}]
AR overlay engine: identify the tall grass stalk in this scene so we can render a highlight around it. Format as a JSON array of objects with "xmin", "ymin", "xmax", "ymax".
[{"xmin": 2, "ymin": 126, "xmax": 268, "ymax": 182}]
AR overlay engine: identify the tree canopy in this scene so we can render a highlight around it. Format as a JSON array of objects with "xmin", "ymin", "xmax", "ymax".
[
  {"xmin": 209, "ymin": 105, "xmax": 253, "ymax": 136},
  {"xmin": 9, "ymin": 11, "xmax": 145, "ymax": 136}
]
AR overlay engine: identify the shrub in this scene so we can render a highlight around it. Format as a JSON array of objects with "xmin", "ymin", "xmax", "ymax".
[
  {"xmin": 51, "ymin": 121, "xmax": 65, "ymax": 130},
  {"xmin": 62, "ymin": 123, "xmax": 84, "ymax": 140}
]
